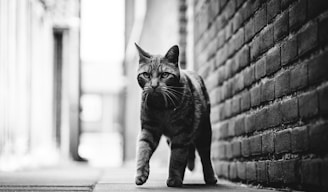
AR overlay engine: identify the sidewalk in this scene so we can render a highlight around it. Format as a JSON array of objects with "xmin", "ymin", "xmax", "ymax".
[
  {"xmin": 0, "ymin": 163, "xmax": 275, "ymax": 192},
  {"xmin": 0, "ymin": 163, "xmax": 102, "ymax": 191},
  {"xmin": 94, "ymin": 165, "xmax": 275, "ymax": 192}
]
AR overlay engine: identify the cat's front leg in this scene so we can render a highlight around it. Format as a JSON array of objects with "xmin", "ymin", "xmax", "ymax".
[
  {"xmin": 167, "ymin": 144, "xmax": 189, "ymax": 187},
  {"xmin": 135, "ymin": 128, "xmax": 161, "ymax": 185}
]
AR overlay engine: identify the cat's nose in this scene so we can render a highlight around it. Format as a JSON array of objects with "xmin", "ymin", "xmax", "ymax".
[
  {"xmin": 151, "ymin": 83, "xmax": 159, "ymax": 89},
  {"xmin": 151, "ymin": 79, "xmax": 159, "ymax": 89}
]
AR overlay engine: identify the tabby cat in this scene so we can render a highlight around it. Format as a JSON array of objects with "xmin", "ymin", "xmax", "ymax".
[{"xmin": 135, "ymin": 43, "xmax": 217, "ymax": 187}]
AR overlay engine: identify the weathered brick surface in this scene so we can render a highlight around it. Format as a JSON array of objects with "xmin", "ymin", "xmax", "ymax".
[
  {"xmin": 299, "ymin": 90, "xmax": 319, "ymax": 119},
  {"xmin": 266, "ymin": 46, "xmax": 280, "ymax": 75},
  {"xmin": 194, "ymin": 0, "xmax": 328, "ymax": 190},
  {"xmin": 291, "ymin": 126, "xmax": 309, "ymax": 153},
  {"xmin": 262, "ymin": 131, "xmax": 274, "ymax": 154},
  {"xmin": 275, "ymin": 129, "xmax": 291, "ymax": 154}
]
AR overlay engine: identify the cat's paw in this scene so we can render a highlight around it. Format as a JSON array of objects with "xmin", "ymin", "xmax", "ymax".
[
  {"xmin": 166, "ymin": 177, "xmax": 183, "ymax": 187},
  {"xmin": 135, "ymin": 175, "xmax": 148, "ymax": 185},
  {"xmin": 205, "ymin": 176, "xmax": 217, "ymax": 185}
]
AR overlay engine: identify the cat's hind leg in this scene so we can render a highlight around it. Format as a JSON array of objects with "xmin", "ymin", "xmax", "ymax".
[{"xmin": 195, "ymin": 120, "xmax": 217, "ymax": 185}]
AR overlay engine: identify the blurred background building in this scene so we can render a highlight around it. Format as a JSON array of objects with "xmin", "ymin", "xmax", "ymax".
[{"xmin": 0, "ymin": 0, "xmax": 82, "ymax": 170}]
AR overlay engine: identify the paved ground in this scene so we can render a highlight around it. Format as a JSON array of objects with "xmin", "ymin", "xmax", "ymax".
[{"xmin": 0, "ymin": 163, "xmax": 276, "ymax": 192}]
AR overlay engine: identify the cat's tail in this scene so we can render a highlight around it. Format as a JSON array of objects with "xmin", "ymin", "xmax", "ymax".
[{"xmin": 187, "ymin": 145, "xmax": 196, "ymax": 171}]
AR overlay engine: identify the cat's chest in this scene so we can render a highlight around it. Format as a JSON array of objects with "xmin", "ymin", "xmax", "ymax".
[{"xmin": 158, "ymin": 108, "xmax": 193, "ymax": 137}]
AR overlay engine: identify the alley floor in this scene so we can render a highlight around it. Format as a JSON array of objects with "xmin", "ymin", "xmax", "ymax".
[{"xmin": 0, "ymin": 163, "xmax": 276, "ymax": 192}]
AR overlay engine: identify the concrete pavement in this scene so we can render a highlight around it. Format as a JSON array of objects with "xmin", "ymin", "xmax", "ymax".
[
  {"xmin": 94, "ymin": 165, "xmax": 275, "ymax": 192},
  {"xmin": 0, "ymin": 163, "xmax": 276, "ymax": 192}
]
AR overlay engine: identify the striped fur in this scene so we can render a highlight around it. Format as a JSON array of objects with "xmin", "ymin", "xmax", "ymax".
[{"xmin": 135, "ymin": 44, "xmax": 217, "ymax": 187}]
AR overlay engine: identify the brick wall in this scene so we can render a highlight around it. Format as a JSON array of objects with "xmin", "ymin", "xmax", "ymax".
[{"xmin": 193, "ymin": 0, "xmax": 328, "ymax": 190}]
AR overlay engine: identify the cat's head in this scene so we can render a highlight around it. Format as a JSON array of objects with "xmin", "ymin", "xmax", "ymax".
[{"xmin": 135, "ymin": 43, "xmax": 182, "ymax": 107}]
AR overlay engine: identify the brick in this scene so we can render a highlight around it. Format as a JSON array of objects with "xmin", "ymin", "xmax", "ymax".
[
  {"xmin": 237, "ymin": 162, "xmax": 246, "ymax": 180},
  {"xmin": 245, "ymin": 113, "xmax": 256, "ymax": 133},
  {"xmin": 217, "ymin": 30, "xmax": 226, "ymax": 49},
  {"xmin": 308, "ymin": 51, "xmax": 328, "ymax": 85},
  {"xmin": 233, "ymin": 12, "xmax": 243, "ymax": 33},
  {"xmin": 319, "ymin": 85, "xmax": 328, "ymax": 117},
  {"xmin": 241, "ymin": 91, "xmax": 251, "ymax": 112},
  {"xmin": 254, "ymin": 5, "xmax": 267, "ymax": 34},
  {"xmin": 261, "ymin": 79, "xmax": 275, "ymax": 102},
  {"xmin": 282, "ymin": 159, "xmax": 298, "ymax": 184},
  {"xmin": 211, "ymin": 105, "xmax": 221, "ymax": 123},
  {"xmin": 245, "ymin": 18, "xmax": 255, "ymax": 42},
  {"xmin": 229, "ymin": 162, "xmax": 237, "ymax": 180},
  {"xmin": 250, "ymin": 84, "xmax": 261, "ymax": 107},
  {"xmin": 267, "ymin": 0, "xmax": 280, "ymax": 22},
  {"xmin": 290, "ymin": 62, "xmax": 308, "ymax": 91},
  {"xmin": 221, "ymin": 81, "xmax": 232, "ymax": 100},
  {"xmin": 241, "ymin": 138, "xmax": 251, "ymax": 157},
  {"xmin": 266, "ymin": 46, "xmax": 281, "ymax": 75},
  {"xmin": 243, "ymin": 65, "xmax": 255, "ymax": 87},
  {"xmin": 225, "ymin": 61, "xmax": 232, "ymax": 80},
  {"xmin": 217, "ymin": 142, "xmax": 226, "ymax": 159},
  {"xmin": 224, "ymin": 0, "xmax": 236, "ymax": 19},
  {"xmin": 262, "ymin": 131, "xmax": 274, "ymax": 154},
  {"xmin": 257, "ymin": 161, "xmax": 268, "ymax": 183},
  {"xmin": 297, "ymin": 22, "xmax": 318, "ymax": 56},
  {"xmin": 217, "ymin": 67, "xmax": 225, "ymax": 85},
  {"xmin": 308, "ymin": 0, "xmax": 328, "ymax": 18},
  {"xmin": 230, "ymin": 59, "xmax": 238, "ymax": 76},
  {"xmin": 281, "ymin": 36, "xmax": 297, "ymax": 66},
  {"xmin": 228, "ymin": 119, "xmax": 235, "ymax": 137},
  {"xmin": 224, "ymin": 99, "xmax": 232, "ymax": 119},
  {"xmin": 235, "ymin": 116, "xmax": 245, "ymax": 136},
  {"xmin": 218, "ymin": 122, "xmax": 229, "ymax": 139},
  {"xmin": 281, "ymin": 0, "xmax": 295, "ymax": 9},
  {"xmin": 289, "ymin": 0, "xmax": 307, "ymax": 31},
  {"xmin": 319, "ymin": 14, "xmax": 328, "ymax": 44},
  {"xmin": 232, "ymin": 140, "xmax": 241, "ymax": 158},
  {"xmin": 299, "ymin": 90, "xmax": 319, "ymax": 119},
  {"xmin": 233, "ymin": 74, "xmax": 244, "ymax": 94},
  {"xmin": 291, "ymin": 126, "xmax": 309, "ymax": 153},
  {"xmin": 268, "ymin": 161, "xmax": 283, "ymax": 183},
  {"xmin": 280, "ymin": 97, "xmax": 299, "ymax": 123},
  {"xmin": 221, "ymin": 161, "xmax": 230, "ymax": 178},
  {"xmin": 256, "ymin": 108, "xmax": 267, "ymax": 131},
  {"xmin": 275, "ymin": 70, "xmax": 290, "ymax": 98},
  {"xmin": 274, "ymin": 11, "xmax": 289, "ymax": 41},
  {"xmin": 251, "ymin": 35, "xmax": 261, "ymax": 61},
  {"xmin": 231, "ymin": 95, "xmax": 241, "ymax": 115},
  {"xmin": 226, "ymin": 143, "xmax": 233, "ymax": 159},
  {"xmin": 236, "ymin": 46, "xmax": 250, "ymax": 69},
  {"xmin": 236, "ymin": 0, "xmax": 246, "ymax": 8},
  {"xmin": 246, "ymin": 162, "xmax": 256, "ymax": 181},
  {"xmin": 261, "ymin": 26, "xmax": 274, "ymax": 53},
  {"xmin": 209, "ymin": 0, "xmax": 219, "ymax": 23},
  {"xmin": 275, "ymin": 129, "xmax": 291, "ymax": 154},
  {"xmin": 267, "ymin": 102, "xmax": 281, "ymax": 128},
  {"xmin": 301, "ymin": 159, "xmax": 321, "ymax": 186},
  {"xmin": 255, "ymin": 57, "xmax": 266, "ymax": 80},
  {"xmin": 250, "ymin": 135, "xmax": 262, "ymax": 155},
  {"xmin": 309, "ymin": 123, "xmax": 328, "ymax": 153}
]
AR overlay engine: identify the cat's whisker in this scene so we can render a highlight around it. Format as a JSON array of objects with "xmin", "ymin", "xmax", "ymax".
[
  {"xmin": 161, "ymin": 92, "xmax": 168, "ymax": 107},
  {"xmin": 163, "ymin": 91, "xmax": 177, "ymax": 108},
  {"xmin": 165, "ymin": 90, "xmax": 180, "ymax": 106}
]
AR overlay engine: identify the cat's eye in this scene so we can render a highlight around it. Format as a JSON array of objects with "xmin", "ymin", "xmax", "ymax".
[
  {"xmin": 142, "ymin": 72, "xmax": 150, "ymax": 79},
  {"xmin": 161, "ymin": 72, "xmax": 170, "ymax": 78}
]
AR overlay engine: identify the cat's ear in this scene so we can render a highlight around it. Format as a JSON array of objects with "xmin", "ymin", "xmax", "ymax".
[
  {"xmin": 165, "ymin": 45, "xmax": 179, "ymax": 66},
  {"xmin": 135, "ymin": 43, "xmax": 151, "ymax": 64}
]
